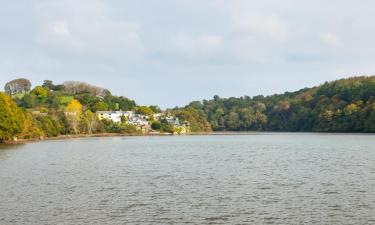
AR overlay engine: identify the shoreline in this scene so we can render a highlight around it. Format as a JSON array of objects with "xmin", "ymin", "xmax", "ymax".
[
  {"xmin": 1, "ymin": 132, "xmax": 218, "ymax": 144},
  {"xmin": 2, "ymin": 131, "xmax": 374, "ymax": 145},
  {"xmin": 0, "ymin": 132, "xmax": 173, "ymax": 145}
]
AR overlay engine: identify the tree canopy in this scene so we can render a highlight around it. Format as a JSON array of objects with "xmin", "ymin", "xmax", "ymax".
[
  {"xmin": 0, "ymin": 92, "xmax": 25, "ymax": 140},
  {"xmin": 1, "ymin": 75, "xmax": 375, "ymax": 142},
  {"xmin": 4, "ymin": 78, "xmax": 31, "ymax": 95},
  {"xmin": 0, "ymin": 92, "xmax": 41, "ymax": 141},
  {"xmin": 174, "ymin": 76, "xmax": 375, "ymax": 132}
]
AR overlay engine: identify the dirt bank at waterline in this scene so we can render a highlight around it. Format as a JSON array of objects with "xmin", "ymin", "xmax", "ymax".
[{"xmin": 0, "ymin": 132, "xmax": 215, "ymax": 144}]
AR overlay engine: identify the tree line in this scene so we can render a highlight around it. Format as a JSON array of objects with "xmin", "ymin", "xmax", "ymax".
[
  {"xmin": 0, "ymin": 79, "xmax": 209, "ymax": 141},
  {"xmin": 177, "ymin": 76, "xmax": 375, "ymax": 132},
  {"xmin": 1, "ymin": 76, "xmax": 375, "ymax": 141}
]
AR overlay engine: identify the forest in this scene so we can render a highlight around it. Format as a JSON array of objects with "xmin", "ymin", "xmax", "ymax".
[
  {"xmin": 1, "ymin": 76, "xmax": 375, "ymax": 141},
  {"xmin": 180, "ymin": 76, "xmax": 375, "ymax": 132}
]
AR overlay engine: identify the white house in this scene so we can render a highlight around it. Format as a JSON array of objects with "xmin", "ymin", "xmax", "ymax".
[
  {"xmin": 65, "ymin": 111, "xmax": 77, "ymax": 117},
  {"xmin": 96, "ymin": 111, "xmax": 125, "ymax": 123},
  {"xmin": 122, "ymin": 111, "xmax": 135, "ymax": 119},
  {"xmin": 127, "ymin": 118, "xmax": 149, "ymax": 126},
  {"xmin": 165, "ymin": 116, "xmax": 180, "ymax": 126},
  {"xmin": 153, "ymin": 113, "xmax": 163, "ymax": 120},
  {"xmin": 96, "ymin": 110, "xmax": 149, "ymax": 126}
]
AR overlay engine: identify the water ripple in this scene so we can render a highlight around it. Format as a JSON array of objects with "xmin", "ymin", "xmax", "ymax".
[{"xmin": 0, "ymin": 134, "xmax": 375, "ymax": 224}]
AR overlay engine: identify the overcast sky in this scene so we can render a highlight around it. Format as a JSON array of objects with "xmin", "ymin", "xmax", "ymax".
[{"xmin": 1, "ymin": 0, "xmax": 375, "ymax": 108}]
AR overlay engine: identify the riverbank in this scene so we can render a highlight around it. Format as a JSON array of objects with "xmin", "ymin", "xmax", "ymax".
[
  {"xmin": 4, "ymin": 131, "xmax": 372, "ymax": 145},
  {"xmin": 0, "ymin": 132, "xmax": 214, "ymax": 145},
  {"xmin": 0, "ymin": 132, "xmax": 170, "ymax": 144}
]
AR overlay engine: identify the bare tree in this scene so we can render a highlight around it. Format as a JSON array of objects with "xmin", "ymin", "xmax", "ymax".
[
  {"xmin": 4, "ymin": 78, "xmax": 32, "ymax": 95},
  {"xmin": 62, "ymin": 81, "xmax": 109, "ymax": 98}
]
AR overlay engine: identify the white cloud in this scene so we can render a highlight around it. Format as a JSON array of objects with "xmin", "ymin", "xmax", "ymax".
[
  {"xmin": 52, "ymin": 21, "xmax": 70, "ymax": 36},
  {"xmin": 233, "ymin": 14, "xmax": 289, "ymax": 42},
  {"xmin": 320, "ymin": 32, "xmax": 340, "ymax": 46},
  {"xmin": 34, "ymin": 0, "xmax": 145, "ymax": 63},
  {"xmin": 167, "ymin": 34, "xmax": 223, "ymax": 59}
]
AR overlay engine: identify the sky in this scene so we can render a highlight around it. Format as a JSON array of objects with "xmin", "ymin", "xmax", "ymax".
[{"xmin": 1, "ymin": 0, "xmax": 375, "ymax": 108}]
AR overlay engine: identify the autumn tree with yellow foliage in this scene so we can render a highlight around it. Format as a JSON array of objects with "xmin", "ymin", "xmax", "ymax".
[
  {"xmin": 65, "ymin": 99, "xmax": 83, "ymax": 134},
  {"xmin": 0, "ymin": 92, "xmax": 42, "ymax": 141},
  {"xmin": 0, "ymin": 92, "xmax": 25, "ymax": 140}
]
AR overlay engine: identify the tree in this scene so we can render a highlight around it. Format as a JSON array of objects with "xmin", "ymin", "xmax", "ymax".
[
  {"xmin": 137, "ymin": 106, "xmax": 154, "ymax": 119},
  {"xmin": 65, "ymin": 99, "xmax": 83, "ymax": 134},
  {"xmin": 80, "ymin": 110, "xmax": 98, "ymax": 134},
  {"xmin": 344, "ymin": 103, "xmax": 358, "ymax": 116},
  {"xmin": 35, "ymin": 115, "xmax": 63, "ymax": 137},
  {"xmin": 225, "ymin": 111, "xmax": 240, "ymax": 130},
  {"xmin": 32, "ymin": 86, "xmax": 49, "ymax": 99},
  {"xmin": 19, "ymin": 113, "xmax": 43, "ymax": 139},
  {"xmin": 42, "ymin": 80, "xmax": 54, "ymax": 90},
  {"xmin": 159, "ymin": 122, "xmax": 174, "ymax": 133},
  {"xmin": 63, "ymin": 81, "xmax": 109, "ymax": 98},
  {"xmin": 255, "ymin": 102, "xmax": 266, "ymax": 112},
  {"xmin": 4, "ymin": 78, "xmax": 32, "ymax": 95},
  {"xmin": 169, "ymin": 76, "xmax": 375, "ymax": 132},
  {"xmin": 150, "ymin": 105, "xmax": 162, "ymax": 113},
  {"xmin": 172, "ymin": 107, "xmax": 212, "ymax": 132},
  {"xmin": 106, "ymin": 96, "xmax": 136, "ymax": 111},
  {"xmin": 0, "ymin": 93, "xmax": 25, "ymax": 140},
  {"xmin": 121, "ymin": 115, "xmax": 127, "ymax": 124},
  {"xmin": 92, "ymin": 101, "xmax": 109, "ymax": 112},
  {"xmin": 151, "ymin": 121, "xmax": 162, "ymax": 130},
  {"xmin": 20, "ymin": 94, "xmax": 36, "ymax": 108}
]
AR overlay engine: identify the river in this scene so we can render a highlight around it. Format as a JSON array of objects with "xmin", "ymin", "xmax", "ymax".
[{"xmin": 1, "ymin": 134, "xmax": 375, "ymax": 224}]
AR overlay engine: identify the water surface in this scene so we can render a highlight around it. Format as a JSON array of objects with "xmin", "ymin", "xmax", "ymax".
[{"xmin": 1, "ymin": 134, "xmax": 375, "ymax": 224}]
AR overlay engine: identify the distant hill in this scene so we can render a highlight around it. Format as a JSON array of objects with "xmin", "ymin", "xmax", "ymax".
[
  {"xmin": 1, "ymin": 76, "xmax": 375, "ymax": 142},
  {"xmin": 0, "ymin": 79, "xmax": 209, "ymax": 141},
  {"xmin": 178, "ymin": 76, "xmax": 375, "ymax": 132}
]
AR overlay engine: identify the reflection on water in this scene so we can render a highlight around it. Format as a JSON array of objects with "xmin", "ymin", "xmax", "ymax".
[
  {"xmin": 0, "ymin": 144, "xmax": 25, "ymax": 160},
  {"xmin": 0, "ymin": 143, "xmax": 24, "ymax": 150},
  {"xmin": 0, "ymin": 134, "xmax": 375, "ymax": 224}
]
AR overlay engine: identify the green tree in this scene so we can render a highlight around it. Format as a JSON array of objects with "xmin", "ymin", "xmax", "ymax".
[
  {"xmin": 80, "ymin": 110, "xmax": 98, "ymax": 134},
  {"xmin": 151, "ymin": 120, "xmax": 162, "ymax": 130},
  {"xmin": 35, "ymin": 115, "xmax": 62, "ymax": 137},
  {"xmin": 20, "ymin": 94, "xmax": 36, "ymax": 108},
  {"xmin": 93, "ymin": 101, "xmax": 109, "ymax": 112},
  {"xmin": 137, "ymin": 106, "xmax": 154, "ymax": 120},
  {"xmin": 32, "ymin": 86, "xmax": 49, "ymax": 100}
]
